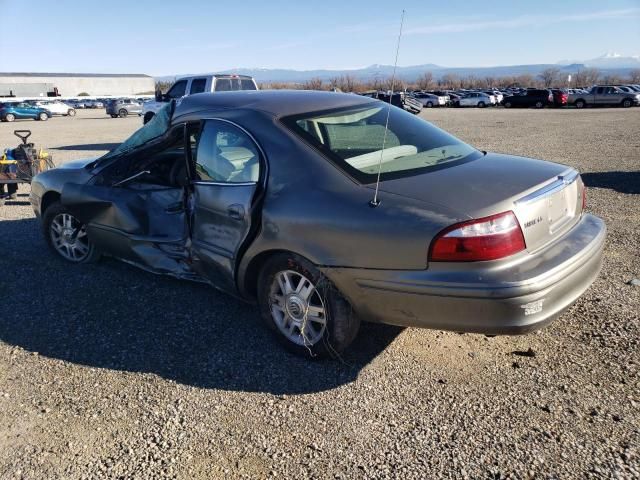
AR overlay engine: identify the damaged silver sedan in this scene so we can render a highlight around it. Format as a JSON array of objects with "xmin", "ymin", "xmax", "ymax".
[{"xmin": 30, "ymin": 91, "xmax": 606, "ymax": 358}]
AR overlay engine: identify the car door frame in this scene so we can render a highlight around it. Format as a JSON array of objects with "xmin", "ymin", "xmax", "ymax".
[
  {"xmin": 61, "ymin": 123, "xmax": 194, "ymax": 276},
  {"xmin": 185, "ymin": 117, "xmax": 269, "ymax": 294}
]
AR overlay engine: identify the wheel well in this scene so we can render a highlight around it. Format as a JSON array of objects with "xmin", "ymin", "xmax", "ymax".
[
  {"xmin": 242, "ymin": 249, "xmax": 299, "ymax": 298},
  {"xmin": 143, "ymin": 112, "xmax": 155, "ymax": 124},
  {"xmin": 40, "ymin": 191, "xmax": 60, "ymax": 215}
]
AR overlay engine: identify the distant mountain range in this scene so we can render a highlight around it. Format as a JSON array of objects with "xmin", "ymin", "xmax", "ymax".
[
  {"xmin": 557, "ymin": 53, "xmax": 640, "ymax": 69},
  {"xmin": 156, "ymin": 54, "xmax": 640, "ymax": 83}
]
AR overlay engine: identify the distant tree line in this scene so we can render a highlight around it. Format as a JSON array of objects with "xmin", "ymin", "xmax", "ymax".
[{"xmin": 252, "ymin": 68, "xmax": 640, "ymax": 92}]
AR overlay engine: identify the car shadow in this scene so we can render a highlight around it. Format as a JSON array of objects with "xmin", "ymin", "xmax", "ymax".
[
  {"xmin": 581, "ymin": 171, "xmax": 640, "ymax": 194},
  {"xmin": 0, "ymin": 218, "xmax": 401, "ymax": 394},
  {"xmin": 54, "ymin": 143, "xmax": 120, "ymax": 151}
]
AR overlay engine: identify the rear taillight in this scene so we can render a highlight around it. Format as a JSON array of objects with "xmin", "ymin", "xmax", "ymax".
[{"xmin": 430, "ymin": 211, "xmax": 526, "ymax": 262}]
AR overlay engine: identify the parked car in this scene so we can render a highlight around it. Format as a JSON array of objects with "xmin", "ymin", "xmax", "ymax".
[
  {"xmin": 457, "ymin": 92, "xmax": 494, "ymax": 107},
  {"xmin": 484, "ymin": 90, "xmax": 504, "ymax": 104},
  {"xmin": 106, "ymin": 99, "xmax": 143, "ymax": 118},
  {"xmin": 142, "ymin": 74, "xmax": 259, "ymax": 124},
  {"xmin": 84, "ymin": 100, "xmax": 104, "ymax": 109},
  {"xmin": 33, "ymin": 100, "xmax": 76, "ymax": 116},
  {"xmin": 412, "ymin": 92, "xmax": 445, "ymax": 108},
  {"xmin": 362, "ymin": 91, "xmax": 422, "ymax": 114},
  {"xmin": 502, "ymin": 89, "xmax": 553, "ymax": 108},
  {"xmin": 0, "ymin": 102, "xmax": 51, "ymax": 122},
  {"xmin": 569, "ymin": 85, "xmax": 640, "ymax": 108},
  {"xmin": 30, "ymin": 91, "xmax": 605, "ymax": 358},
  {"xmin": 550, "ymin": 89, "xmax": 568, "ymax": 107},
  {"xmin": 68, "ymin": 100, "xmax": 86, "ymax": 109}
]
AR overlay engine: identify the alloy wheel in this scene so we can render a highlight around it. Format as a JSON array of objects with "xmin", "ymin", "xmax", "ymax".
[
  {"xmin": 49, "ymin": 213, "xmax": 91, "ymax": 262},
  {"xmin": 269, "ymin": 270, "xmax": 327, "ymax": 346}
]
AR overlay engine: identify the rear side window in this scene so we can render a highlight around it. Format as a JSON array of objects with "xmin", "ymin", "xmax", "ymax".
[
  {"xmin": 240, "ymin": 79, "xmax": 257, "ymax": 90},
  {"xmin": 194, "ymin": 120, "xmax": 260, "ymax": 183},
  {"xmin": 190, "ymin": 78, "xmax": 207, "ymax": 94},
  {"xmin": 285, "ymin": 104, "xmax": 481, "ymax": 183}
]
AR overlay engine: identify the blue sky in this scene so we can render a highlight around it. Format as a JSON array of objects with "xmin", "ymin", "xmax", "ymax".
[{"xmin": 0, "ymin": 0, "xmax": 638, "ymax": 75}]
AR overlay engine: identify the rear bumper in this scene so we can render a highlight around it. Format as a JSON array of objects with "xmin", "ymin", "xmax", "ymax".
[{"xmin": 322, "ymin": 214, "xmax": 606, "ymax": 335}]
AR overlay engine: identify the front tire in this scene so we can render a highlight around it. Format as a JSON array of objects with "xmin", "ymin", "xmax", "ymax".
[
  {"xmin": 67, "ymin": 109, "xmax": 76, "ymax": 116},
  {"xmin": 38, "ymin": 112, "xmax": 48, "ymax": 121},
  {"xmin": 426, "ymin": 101, "xmax": 433, "ymax": 108},
  {"xmin": 43, "ymin": 201, "xmax": 100, "ymax": 263},
  {"xmin": 575, "ymin": 99, "xmax": 585, "ymax": 109},
  {"xmin": 477, "ymin": 101, "xmax": 486, "ymax": 108},
  {"xmin": 535, "ymin": 101, "xmax": 544, "ymax": 109},
  {"xmin": 118, "ymin": 109, "xmax": 128, "ymax": 118},
  {"xmin": 622, "ymin": 99, "xmax": 632, "ymax": 108},
  {"xmin": 257, "ymin": 253, "xmax": 360, "ymax": 359},
  {"xmin": 4, "ymin": 113, "xmax": 15, "ymax": 122}
]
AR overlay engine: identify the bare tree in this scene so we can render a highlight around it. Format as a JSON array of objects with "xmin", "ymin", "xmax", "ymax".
[
  {"xmin": 416, "ymin": 72, "xmax": 434, "ymax": 90},
  {"xmin": 538, "ymin": 67, "xmax": 561, "ymax": 88},
  {"xmin": 303, "ymin": 77, "xmax": 323, "ymax": 90},
  {"xmin": 628, "ymin": 69, "xmax": 640, "ymax": 83},
  {"xmin": 602, "ymin": 74, "xmax": 623, "ymax": 85},
  {"xmin": 574, "ymin": 68, "xmax": 600, "ymax": 88},
  {"xmin": 439, "ymin": 73, "xmax": 461, "ymax": 89}
]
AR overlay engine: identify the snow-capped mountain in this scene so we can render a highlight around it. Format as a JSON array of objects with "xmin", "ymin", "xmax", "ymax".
[{"xmin": 558, "ymin": 53, "xmax": 640, "ymax": 69}]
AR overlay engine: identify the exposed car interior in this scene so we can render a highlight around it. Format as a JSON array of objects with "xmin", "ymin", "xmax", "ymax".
[{"xmin": 96, "ymin": 120, "xmax": 260, "ymax": 189}]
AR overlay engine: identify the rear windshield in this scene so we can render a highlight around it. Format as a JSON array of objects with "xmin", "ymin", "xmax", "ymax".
[
  {"xmin": 284, "ymin": 103, "xmax": 481, "ymax": 183},
  {"xmin": 214, "ymin": 78, "xmax": 257, "ymax": 92}
]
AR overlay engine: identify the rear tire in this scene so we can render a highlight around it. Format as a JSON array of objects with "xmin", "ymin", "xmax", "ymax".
[
  {"xmin": 477, "ymin": 101, "xmax": 486, "ymax": 108},
  {"xmin": 257, "ymin": 253, "xmax": 360, "ymax": 359},
  {"xmin": 67, "ymin": 109, "xmax": 76, "ymax": 116},
  {"xmin": 575, "ymin": 99, "xmax": 585, "ymax": 109},
  {"xmin": 426, "ymin": 101, "xmax": 433, "ymax": 108},
  {"xmin": 118, "ymin": 109, "xmax": 128, "ymax": 118},
  {"xmin": 42, "ymin": 201, "xmax": 100, "ymax": 264},
  {"xmin": 4, "ymin": 113, "xmax": 15, "ymax": 122},
  {"xmin": 622, "ymin": 99, "xmax": 632, "ymax": 108},
  {"xmin": 504, "ymin": 101, "xmax": 512, "ymax": 108},
  {"xmin": 535, "ymin": 101, "xmax": 543, "ymax": 109},
  {"xmin": 38, "ymin": 112, "xmax": 48, "ymax": 121}
]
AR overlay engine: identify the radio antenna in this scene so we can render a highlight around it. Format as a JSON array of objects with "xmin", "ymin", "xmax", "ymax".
[{"xmin": 370, "ymin": 9, "xmax": 405, "ymax": 207}]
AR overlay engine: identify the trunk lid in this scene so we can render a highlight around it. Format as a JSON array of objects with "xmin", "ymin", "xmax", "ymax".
[{"xmin": 372, "ymin": 152, "xmax": 583, "ymax": 252}]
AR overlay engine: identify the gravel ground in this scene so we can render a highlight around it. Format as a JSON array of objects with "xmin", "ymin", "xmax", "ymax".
[{"xmin": 0, "ymin": 107, "xmax": 639, "ymax": 479}]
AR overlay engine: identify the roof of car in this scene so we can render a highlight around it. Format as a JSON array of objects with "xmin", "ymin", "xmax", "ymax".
[{"xmin": 173, "ymin": 90, "xmax": 378, "ymax": 118}]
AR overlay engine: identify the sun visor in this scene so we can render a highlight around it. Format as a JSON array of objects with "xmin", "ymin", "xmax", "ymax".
[{"xmin": 103, "ymin": 101, "xmax": 175, "ymax": 159}]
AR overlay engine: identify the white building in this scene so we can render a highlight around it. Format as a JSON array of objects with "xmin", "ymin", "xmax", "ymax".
[{"xmin": 0, "ymin": 73, "xmax": 155, "ymax": 98}]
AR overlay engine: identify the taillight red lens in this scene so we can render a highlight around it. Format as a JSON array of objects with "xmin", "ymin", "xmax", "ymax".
[{"xmin": 430, "ymin": 211, "xmax": 526, "ymax": 262}]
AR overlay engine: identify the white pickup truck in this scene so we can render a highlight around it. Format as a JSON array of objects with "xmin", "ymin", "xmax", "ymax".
[{"xmin": 142, "ymin": 74, "xmax": 258, "ymax": 124}]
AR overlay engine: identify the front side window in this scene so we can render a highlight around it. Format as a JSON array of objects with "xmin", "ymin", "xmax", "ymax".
[
  {"xmin": 285, "ymin": 104, "xmax": 481, "ymax": 183},
  {"xmin": 194, "ymin": 120, "xmax": 260, "ymax": 183},
  {"xmin": 167, "ymin": 80, "xmax": 187, "ymax": 99}
]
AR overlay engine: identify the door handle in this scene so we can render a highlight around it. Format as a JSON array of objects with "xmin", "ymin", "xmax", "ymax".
[{"xmin": 227, "ymin": 204, "xmax": 245, "ymax": 220}]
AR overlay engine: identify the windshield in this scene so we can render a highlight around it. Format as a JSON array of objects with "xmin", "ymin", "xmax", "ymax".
[
  {"xmin": 285, "ymin": 103, "xmax": 481, "ymax": 183},
  {"xmin": 102, "ymin": 101, "xmax": 174, "ymax": 160}
]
